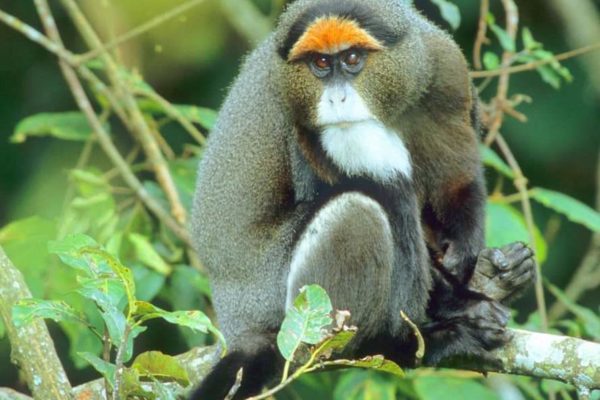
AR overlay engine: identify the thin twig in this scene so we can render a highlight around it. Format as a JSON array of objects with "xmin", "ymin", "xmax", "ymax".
[
  {"xmin": 0, "ymin": 8, "xmax": 76, "ymax": 63},
  {"xmin": 496, "ymin": 134, "xmax": 548, "ymax": 331},
  {"xmin": 60, "ymin": 0, "xmax": 188, "ymax": 225},
  {"xmin": 76, "ymin": 0, "xmax": 208, "ymax": 65},
  {"xmin": 483, "ymin": 0, "xmax": 519, "ymax": 147},
  {"xmin": 134, "ymin": 88, "xmax": 207, "ymax": 145},
  {"xmin": 472, "ymin": 42, "xmax": 600, "ymax": 78},
  {"xmin": 33, "ymin": 0, "xmax": 191, "ymax": 246},
  {"xmin": 473, "ymin": 0, "xmax": 490, "ymax": 70}
]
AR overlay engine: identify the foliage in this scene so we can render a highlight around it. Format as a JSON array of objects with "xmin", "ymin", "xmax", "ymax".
[{"xmin": 11, "ymin": 234, "xmax": 221, "ymax": 398}]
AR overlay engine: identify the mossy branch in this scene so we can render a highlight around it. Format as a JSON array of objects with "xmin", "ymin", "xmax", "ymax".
[{"xmin": 0, "ymin": 247, "xmax": 73, "ymax": 399}]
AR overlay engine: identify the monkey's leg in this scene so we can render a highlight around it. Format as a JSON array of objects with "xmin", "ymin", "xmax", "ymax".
[
  {"xmin": 469, "ymin": 242, "xmax": 537, "ymax": 304},
  {"xmin": 427, "ymin": 178, "xmax": 487, "ymax": 284},
  {"xmin": 286, "ymin": 192, "xmax": 396, "ymax": 340}
]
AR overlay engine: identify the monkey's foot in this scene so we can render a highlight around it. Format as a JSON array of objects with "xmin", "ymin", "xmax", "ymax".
[
  {"xmin": 422, "ymin": 299, "xmax": 512, "ymax": 366},
  {"xmin": 469, "ymin": 242, "xmax": 536, "ymax": 304}
]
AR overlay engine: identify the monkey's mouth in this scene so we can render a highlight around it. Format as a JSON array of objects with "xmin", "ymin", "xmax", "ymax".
[{"xmin": 318, "ymin": 118, "xmax": 376, "ymax": 129}]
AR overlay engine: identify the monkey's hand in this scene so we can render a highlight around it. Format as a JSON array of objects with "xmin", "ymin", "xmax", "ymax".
[{"xmin": 468, "ymin": 242, "xmax": 536, "ymax": 305}]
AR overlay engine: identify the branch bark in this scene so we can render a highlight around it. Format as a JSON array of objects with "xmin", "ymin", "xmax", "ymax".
[{"xmin": 0, "ymin": 247, "xmax": 73, "ymax": 399}]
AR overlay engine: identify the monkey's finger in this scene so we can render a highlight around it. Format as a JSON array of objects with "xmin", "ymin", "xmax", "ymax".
[
  {"xmin": 477, "ymin": 248, "xmax": 507, "ymax": 277},
  {"xmin": 499, "ymin": 258, "xmax": 535, "ymax": 285},
  {"xmin": 500, "ymin": 241, "xmax": 526, "ymax": 255},
  {"xmin": 503, "ymin": 243, "xmax": 534, "ymax": 270}
]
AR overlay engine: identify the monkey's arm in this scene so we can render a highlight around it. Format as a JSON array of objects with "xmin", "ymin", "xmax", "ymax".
[{"xmin": 421, "ymin": 242, "xmax": 536, "ymax": 365}]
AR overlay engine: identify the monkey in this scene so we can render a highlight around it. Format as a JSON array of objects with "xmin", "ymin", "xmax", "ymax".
[{"xmin": 190, "ymin": 1, "xmax": 536, "ymax": 399}]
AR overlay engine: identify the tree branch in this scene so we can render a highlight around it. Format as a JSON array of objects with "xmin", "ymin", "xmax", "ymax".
[{"xmin": 0, "ymin": 247, "xmax": 73, "ymax": 399}]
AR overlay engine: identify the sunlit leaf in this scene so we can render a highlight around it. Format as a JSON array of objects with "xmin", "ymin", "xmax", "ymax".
[
  {"xmin": 134, "ymin": 301, "xmax": 225, "ymax": 349},
  {"xmin": 481, "ymin": 145, "xmax": 514, "ymax": 178},
  {"xmin": 334, "ymin": 370, "xmax": 397, "ymax": 400},
  {"xmin": 489, "ymin": 22, "xmax": 516, "ymax": 53},
  {"xmin": 277, "ymin": 285, "xmax": 333, "ymax": 361},
  {"xmin": 128, "ymin": 233, "xmax": 172, "ymax": 275},
  {"xmin": 486, "ymin": 202, "xmax": 547, "ymax": 263},
  {"xmin": 546, "ymin": 282, "xmax": 600, "ymax": 340},
  {"xmin": 12, "ymin": 298, "xmax": 83, "ymax": 327},
  {"xmin": 321, "ymin": 355, "xmax": 404, "ymax": 378},
  {"xmin": 531, "ymin": 188, "xmax": 600, "ymax": 233},
  {"xmin": 414, "ymin": 376, "xmax": 499, "ymax": 400},
  {"xmin": 11, "ymin": 112, "xmax": 98, "ymax": 143},
  {"xmin": 132, "ymin": 351, "xmax": 190, "ymax": 386},
  {"xmin": 430, "ymin": 0, "xmax": 461, "ymax": 30},
  {"xmin": 78, "ymin": 352, "xmax": 116, "ymax": 386},
  {"xmin": 483, "ymin": 52, "xmax": 500, "ymax": 71}
]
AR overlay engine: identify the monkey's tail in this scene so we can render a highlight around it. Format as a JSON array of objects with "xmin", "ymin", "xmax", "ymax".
[{"xmin": 190, "ymin": 346, "xmax": 280, "ymax": 400}]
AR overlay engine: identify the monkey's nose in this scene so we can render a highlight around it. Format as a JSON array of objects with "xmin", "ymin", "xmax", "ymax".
[{"xmin": 328, "ymin": 85, "xmax": 348, "ymax": 105}]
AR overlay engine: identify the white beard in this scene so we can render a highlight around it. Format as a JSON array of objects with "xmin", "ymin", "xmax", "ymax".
[{"xmin": 317, "ymin": 84, "xmax": 412, "ymax": 182}]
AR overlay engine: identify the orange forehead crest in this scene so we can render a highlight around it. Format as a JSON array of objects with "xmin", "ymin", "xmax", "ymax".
[{"xmin": 288, "ymin": 16, "xmax": 384, "ymax": 61}]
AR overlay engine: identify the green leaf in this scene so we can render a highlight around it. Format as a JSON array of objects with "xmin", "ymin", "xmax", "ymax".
[
  {"xmin": 522, "ymin": 27, "xmax": 541, "ymax": 51},
  {"xmin": 277, "ymin": 285, "xmax": 333, "ymax": 361},
  {"xmin": 12, "ymin": 298, "xmax": 84, "ymax": 327},
  {"xmin": 321, "ymin": 355, "xmax": 404, "ymax": 378},
  {"xmin": 173, "ymin": 105, "xmax": 218, "ymax": 130},
  {"xmin": 48, "ymin": 234, "xmax": 100, "ymax": 274},
  {"xmin": 483, "ymin": 52, "xmax": 500, "ymax": 71},
  {"xmin": 79, "ymin": 248, "xmax": 137, "ymax": 314},
  {"xmin": 312, "ymin": 330, "xmax": 357, "ymax": 360},
  {"xmin": 11, "ymin": 112, "xmax": 97, "ymax": 143},
  {"xmin": 334, "ymin": 370, "xmax": 397, "ymax": 400},
  {"xmin": 414, "ymin": 376, "xmax": 499, "ymax": 400},
  {"xmin": 430, "ymin": 0, "xmax": 461, "ymax": 30},
  {"xmin": 531, "ymin": 188, "xmax": 600, "ymax": 232},
  {"xmin": 77, "ymin": 277, "xmax": 127, "ymax": 312},
  {"xmin": 489, "ymin": 23, "xmax": 516, "ymax": 53},
  {"xmin": 486, "ymin": 202, "xmax": 547, "ymax": 263},
  {"xmin": 480, "ymin": 145, "xmax": 514, "ymax": 178},
  {"xmin": 78, "ymin": 352, "xmax": 116, "ymax": 386},
  {"xmin": 546, "ymin": 282, "xmax": 600, "ymax": 340},
  {"xmin": 127, "ymin": 233, "xmax": 172, "ymax": 275},
  {"xmin": 132, "ymin": 351, "xmax": 190, "ymax": 386},
  {"xmin": 137, "ymin": 98, "xmax": 218, "ymax": 130},
  {"xmin": 133, "ymin": 301, "xmax": 226, "ymax": 348}
]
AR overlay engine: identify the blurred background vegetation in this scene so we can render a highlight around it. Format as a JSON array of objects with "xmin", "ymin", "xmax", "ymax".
[{"xmin": 0, "ymin": 0, "xmax": 598, "ymax": 398}]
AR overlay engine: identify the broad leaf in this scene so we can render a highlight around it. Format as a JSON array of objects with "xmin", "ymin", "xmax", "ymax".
[
  {"xmin": 481, "ymin": 146, "xmax": 514, "ymax": 178},
  {"xmin": 320, "ymin": 355, "xmax": 404, "ymax": 378},
  {"xmin": 546, "ymin": 282, "xmax": 600, "ymax": 340},
  {"xmin": 486, "ymin": 202, "xmax": 547, "ymax": 263},
  {"xmin": 430, "ymin": 0, "xmax": 461, "ymax": 30},
  {"xmin": 12, "ymin": 298, "xmax": 83, "ymax": 327},
  {"xmin": 334, "ymin": 370, "xmax": 397, "ymax": 400},
  {"xmin": 134, "ymin": 301, "xmax": 225, "ymax": 348},
  {"xmin": 78, "ymin": 352, "xmax": 116, "ymax": 386},
  {"xmin": 531, "ymin": 188, "xmax": 600, "ymax": 233},
  {"xmin": 132, "ymin": 351, "xmax": 190, "ymax": 386},
  {"xmin": 277, "ymin": 285, "xmax": 333, "ymax": 361},
  {"xmin": 11, "ymin": 112, "xmax": 97, "ymax": 143},
  {"xmin": 128, "ymin": 233, "xmax": 172, "ymax": 275},
  {"xmin": 414, "ymin": 376, "xmax": 499, "ymax": 400}
]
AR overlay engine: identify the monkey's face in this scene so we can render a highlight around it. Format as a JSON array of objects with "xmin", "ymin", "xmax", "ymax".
[{"xmin": 279, "ymin": 5, "xmax": 429, "ymax": 133}]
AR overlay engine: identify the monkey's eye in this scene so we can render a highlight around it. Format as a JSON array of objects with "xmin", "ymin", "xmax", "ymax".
[
  {"xmin": 343, "ymin": 50, "xmax": 361, "ymax": 66},
  {"xmin": 313, "ymin": 54, "xmax": 331, "ymax": 70},
  {"xmin": 340, "ymin": 49, "xmax": 366, "ymax": 75}
]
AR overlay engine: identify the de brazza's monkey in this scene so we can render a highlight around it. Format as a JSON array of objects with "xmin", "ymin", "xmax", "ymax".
[{"xmin": 191, "ymin": 1, "xmax": 535, "ymax": 398}]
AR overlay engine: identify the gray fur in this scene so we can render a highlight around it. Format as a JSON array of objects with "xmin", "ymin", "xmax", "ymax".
[{"xmin": 192, "ymin": 0, "xmax": 482, "ymax": 369}]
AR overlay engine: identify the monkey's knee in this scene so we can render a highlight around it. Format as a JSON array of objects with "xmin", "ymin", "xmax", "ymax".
[{"xmin": 286, "ymin": 192, "xmax": 394, "ymax": 334}]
